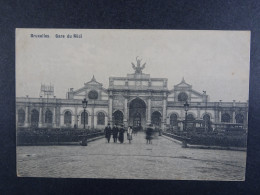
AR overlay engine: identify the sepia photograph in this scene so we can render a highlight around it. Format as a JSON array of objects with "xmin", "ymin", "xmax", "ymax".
[{"xmin": 16, "ymin": 29, "xmax": 250, "ymax": 180}]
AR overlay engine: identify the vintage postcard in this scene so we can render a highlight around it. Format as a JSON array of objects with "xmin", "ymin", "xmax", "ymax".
[{"xmin": 16, "ymin": 29, "xmax": 250, "ymax": 180}]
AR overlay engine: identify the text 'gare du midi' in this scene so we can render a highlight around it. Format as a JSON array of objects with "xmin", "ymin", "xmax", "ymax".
[{"xmin": 16, "ymin": 58, "xmax": 248, "ymax": 131}]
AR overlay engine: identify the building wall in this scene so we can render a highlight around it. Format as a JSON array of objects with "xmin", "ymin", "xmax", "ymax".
[{"xmin": 16, "ymin": 75, "xmax": 248, "ymax": 130}]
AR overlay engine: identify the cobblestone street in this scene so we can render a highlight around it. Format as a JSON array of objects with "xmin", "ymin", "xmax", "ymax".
[{"xmin": 17, "ymin": 132, "xmax": 246, "ymax": 180}]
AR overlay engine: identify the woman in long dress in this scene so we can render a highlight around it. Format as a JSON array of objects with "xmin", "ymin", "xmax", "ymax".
[
  {"xmin": 118, "ymin": 125, "xmax": 125, "ymax": 144},
  {"xmin": 127, "ymin": 126, "xmax": 133, "ymax": 144}
]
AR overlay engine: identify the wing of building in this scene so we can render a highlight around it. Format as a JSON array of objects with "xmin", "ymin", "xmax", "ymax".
[{"xmin": 16, "ymin": 62, "xmax": 248, "ymax": 131}]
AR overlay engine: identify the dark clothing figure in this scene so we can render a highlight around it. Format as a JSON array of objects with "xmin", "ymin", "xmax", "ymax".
[
  {"xmin": 104, "ymin": 125, "xmax": 112, "ymax": 143},
  {"xmin": 118, "ymin": 127, "xmax": 125, "ymax": 143},
  {"xmin": 146, "ymin": 127, "xmax": 153, "ymax": 144},
  {"xmin": 112, "ymin": 126, "xmax": 119, "ymax": 143}
]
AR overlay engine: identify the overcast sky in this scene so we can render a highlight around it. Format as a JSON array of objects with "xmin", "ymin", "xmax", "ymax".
[{"xmin": 16, "ymin": 29, "xmax": 250, "ymax": 102}]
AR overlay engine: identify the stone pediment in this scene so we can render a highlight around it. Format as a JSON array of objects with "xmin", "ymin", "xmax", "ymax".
[
  {"xmin": 84, "ymin": 75, "xmax": 103, "ymax": 87},
  {"xmin": 67, "ymin": 76, "xmax": 107, "ymax": 99},
  {"xmin": 174, "ymin": 77, "xmax": 192, "ymax": 89}
]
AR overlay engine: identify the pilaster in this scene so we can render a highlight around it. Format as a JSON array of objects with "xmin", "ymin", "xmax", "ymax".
[
  {"xmin": 91, "ymin": 107, "xmax": 95, "ymax": 129},
  {"xmin": 39, "ymin": 107, "xmax": 43, "ymax": 127},
  {"xmin": 52, "ymin": 107, "xmax": 56, "ymax": 127},
  {"xmin": 74, "ymin": 106, "xmax": 78, "ymax": 127},
  {"xmin": 24, "ymin": 106, "xmax": 29, "ymax": 127},
  {"xmin": 147, "ymin": 96, "xmax": 151, "ymax": 124},
  {"xmin": 123, "ymin": 95, "xmax": 129, "ymax": 126},
  {"xmin": 162, "ymin": 95, "xmax": 167, "ymax": 130},
  {"xmin": 108, "ymin": 93, "xmax": 113, "ymax": 124}
]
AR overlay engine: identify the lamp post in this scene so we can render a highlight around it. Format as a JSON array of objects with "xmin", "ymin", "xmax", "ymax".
[
  {"xmin": 82, "ymin": 98, "xmax": 88, "ymax": 146},
  {"xmin": 182, "ymin": 101, "xmax": 189, "ymax": 148},
  {"xmin": 203, "ymin": 90, "xmax": 207, "ymax": 132},
  {"xmin": 184, "ymin": 101, "xmax": 189, "ymax": 132},
  {"xmin": 82, "ymin": 98, "xmax": 88, "ymax": 129}
]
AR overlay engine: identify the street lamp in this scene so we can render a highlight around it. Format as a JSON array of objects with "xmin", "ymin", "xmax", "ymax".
[
  {"xmin": 184, "ymin": 101, "xmax": 189, "ymax": 131},
  {"xmin": 203, "ymin": 90, "xmax": 207, "ymax": 132},
  {"xmin": 81, "ymin": 98, "xmax": 88, "ymax": 146},
  {"xmin": 82, "ymin": 98, "xmax": 88, "ymax": 129}
]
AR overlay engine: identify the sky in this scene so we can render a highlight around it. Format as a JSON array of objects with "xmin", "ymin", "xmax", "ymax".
[{"xmin": 16, "ymin": 29, "xmax": 250, "ymax": 102}]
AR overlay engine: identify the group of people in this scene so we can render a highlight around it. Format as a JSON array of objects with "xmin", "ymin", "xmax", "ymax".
[
  {"xmin": 104, "ymin": 123, "xmax": 133, "ymax": 144},
  {"xmin": 104, "ymin": 123, "xmax": 156, "ymax": 144}
]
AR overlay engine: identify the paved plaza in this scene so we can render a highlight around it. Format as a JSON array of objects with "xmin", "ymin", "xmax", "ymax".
[{"xmin": 17, "ymin": 132, "xmax": 246, "ymax": 180}]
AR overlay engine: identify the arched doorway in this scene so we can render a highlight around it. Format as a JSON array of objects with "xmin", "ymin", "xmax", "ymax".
[
  {"xmin": 129, "ymin": 98, "xmax": 146, "ymax": 128},
  {"xmin": 31, "ymin": 109, "xmax": 39, "ymax": 127},
  {"xmin": 151, "ymin": 111, "xmax": 162, "ymax": 127},
  {"xmin": 113, "ymin": 110, "xmax": 123, "ymax": 125}
]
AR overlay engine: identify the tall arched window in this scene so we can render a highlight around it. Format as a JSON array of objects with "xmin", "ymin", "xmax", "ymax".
[
  {"xmin": 151, "ymin": 111, "xmax": 162, "ymax": 126},
  {"xmin": 18, "ymin": 109, "xmax": 25, "ymax": 124},
  {"xmin": 64, "ymin": 111, "xmax": 72, "ymax": 125},
  {"xmin": 221, "ymin": 113, "xmax": 231, "ymax": 123},
  {"xmin": 31, "ymin": 109, "xmax": 39, "ymax": 127},
  {"xmin": 186, "ymin": 114, "xmax": 195, "ymax": 131},
  {"xmin": 187, "ymin": 114, "xmax": 195, "ymax": 121},
  {"xmin": 203, "ymin": 114, "xmax": 211, "ymax": 130},
  {"xmin": 81, "ymin": 112, "xmax": 88, "ymax": 125},
  {"xmin": 170, "ymin": 113, "xmax": 178, "ymax": 126},
  {"xmin": 203, "ymin": 114, "xmax": 210, "ymax": 122},
  {"xmin": 113, "ymin": 110, "xmax": 123, "ymax": 125},
  {"xmin": 235, "ymin": 114, "xmax": 244, "ymax": 124},
  {"xmin": 97, "ymin": 112, "xmax": 105, "ymax": 125},
  {"xmin": 45, "ymin": 109, "xmax": 53, "ymax": 124}
]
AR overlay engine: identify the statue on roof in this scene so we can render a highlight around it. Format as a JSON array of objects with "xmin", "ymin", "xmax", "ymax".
[{"xmin": 131, "ymin": 56, "xmax": 146, "ymax": 74}]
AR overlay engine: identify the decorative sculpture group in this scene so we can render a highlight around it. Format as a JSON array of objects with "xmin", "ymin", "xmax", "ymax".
[{"xmin": 131, "ymin": 56, "xmax": 146, "ymax": 74}]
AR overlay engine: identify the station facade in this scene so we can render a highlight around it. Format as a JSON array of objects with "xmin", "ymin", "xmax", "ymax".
[{"xmin": 16, "ymin": 62, "xmax": 248, "ymax": 130}]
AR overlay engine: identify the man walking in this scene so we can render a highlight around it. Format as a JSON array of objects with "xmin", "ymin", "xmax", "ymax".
[
  {"xmin": 104, "ymin": 123, "xmax": 112, "ymax": 143},
  {"xmin": 112, "ymin": 124, "xmax": 119, "ymax": 143}
]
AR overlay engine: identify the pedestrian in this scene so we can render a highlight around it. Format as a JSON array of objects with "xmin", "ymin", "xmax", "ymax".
[
  {"xmin": 104, "ymin": 123, "xmax": 112, "ymax": 143},
  {"xmin": 112, "ymin": 124, "xmax": 119, "ymax": 143},
  {"xmin": 146, "ymin": 124, "xmax": 153, "ymax": 144},
  {"xmin": 127, "ymin": 126, "xmax": 133, "ymax": 144},
  {"xmin": 118, "ymin": 124, "xmax": 125, "ymax": 144}
]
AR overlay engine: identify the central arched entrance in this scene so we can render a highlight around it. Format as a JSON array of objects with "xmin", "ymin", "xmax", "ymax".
[{"xmin": 129, "ymin": 98, "xmax": 146, "ymax": 128}]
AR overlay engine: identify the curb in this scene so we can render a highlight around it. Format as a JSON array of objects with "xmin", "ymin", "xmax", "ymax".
[{"xmin": 161, "ymin": 135, "xmax": 183, "ymax": 145}]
